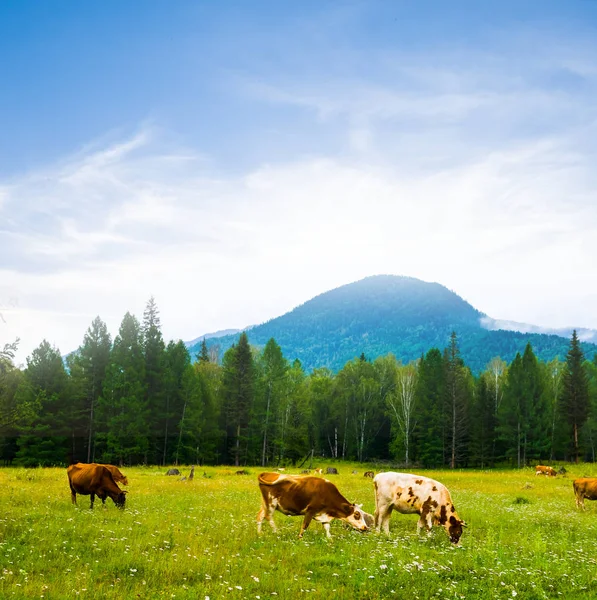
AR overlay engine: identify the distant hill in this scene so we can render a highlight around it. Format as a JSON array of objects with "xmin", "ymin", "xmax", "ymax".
[
  {"xmin": 186, "ymin": 275, "xmax": 597, "ymax": 372},
  {"xmin": 185, "ymin": 328, "xmax": 242, "ymax": 349}
]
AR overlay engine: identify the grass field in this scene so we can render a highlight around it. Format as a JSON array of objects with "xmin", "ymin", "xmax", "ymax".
[{"xmin": 1, "ymin": 464, "xmax": 597, "ymax": 599}]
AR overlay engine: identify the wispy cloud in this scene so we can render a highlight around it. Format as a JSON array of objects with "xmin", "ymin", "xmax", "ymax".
[{"xmin": 3, "ymin": 19, "xmax": 597, "ymax": 362}]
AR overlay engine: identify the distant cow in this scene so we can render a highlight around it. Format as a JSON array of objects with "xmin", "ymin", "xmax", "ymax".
[
  {"xmin": 314, "ymin": 468, "xmax": 323, "ymax": 474},
  {"xmin": 535, "ymin": 465, "xmax": 557, "ymax": 477},
  {"xmin": 236, "ymin": 469, "xmax": 249, "ymax": 475},
  {"xmin": 326, "ymin": 467, "xmax": 339, "ymax": 475},
  {"xmin": 573, "ymin": 478, "xmax": 597, "ymax": 510},
  {"xmin": 373, "ymin": 472, "xmax": 465, "ymax": 544},
  {"xmin": 364, "ymin": 471, "xmax": 375, "ymax": 479},
  {"xmin": 166, "ymin": 468, "xmax": 181, "ymax": 476},
  {"xmin": 67, "ymin": 463, "xmax": 126, "ymax": 509},
  {"xmin": 96, "ymin": 464, "xmax": 128, "ymax": 486},
  {"xmin": 257, "ymin": 472, "xmax": 371, "ymax": 538}
]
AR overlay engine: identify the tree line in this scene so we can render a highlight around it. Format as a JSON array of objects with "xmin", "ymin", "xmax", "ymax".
[{"xmin": 1, "ymin": 299, "xmax": 596, "ymax": 468}]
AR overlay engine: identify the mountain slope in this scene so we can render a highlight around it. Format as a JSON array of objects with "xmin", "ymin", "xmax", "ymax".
[{"xmin": 187, "ymin": 275, "xmax": 597, "ymax": 372}]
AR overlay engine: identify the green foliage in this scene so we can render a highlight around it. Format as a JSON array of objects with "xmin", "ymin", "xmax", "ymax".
[
  {"xmin": 96, "ymin": 313, "xmax": 148, "ymax": 464},
  {"xmin": 560, "ymin": 330, "xmax": 590, "ymax": 462},
  {"xmin": 15, "ymin": 340, "xmax": 71, "ymax": 466}
]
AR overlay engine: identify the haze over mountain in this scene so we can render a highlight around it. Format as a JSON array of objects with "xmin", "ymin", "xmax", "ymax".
[{"xmin": 186, "ymin": 275, "xmax": 597, "ymax": 373}]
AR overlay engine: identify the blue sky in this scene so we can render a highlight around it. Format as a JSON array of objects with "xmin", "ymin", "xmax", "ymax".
[{"xmin": 2, "ymin": 1, "xmax": 597, "ymax": 361}]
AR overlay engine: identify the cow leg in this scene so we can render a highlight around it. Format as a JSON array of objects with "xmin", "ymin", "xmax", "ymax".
[
  {"xmin": 299, "ymin": 513, "xmax": 313, "ymax": 538},
  {"xmin": 375, "ymin": 502, "xmax": 392, "ymax": 535},
  {"xmin": 322, "ymin": 522, "xmax": 332, "ymax": 539},
  {"xmin": 70, "ymin": 485, "xmax": 77, "ymax": 505},
  {"xmin": 257, "ymin": 502, "xmax": 277, "ymax": 534},
  {"xmin": 90, "ymin": 493, "xmax": 95, "ymax": 510},
  {"xmin": 576, "ymin": 494, "xmax": 585, "ymax": 510},
  {"xmin": 417, "ymin": 513, "xmax": 433, "ymax": 537}
]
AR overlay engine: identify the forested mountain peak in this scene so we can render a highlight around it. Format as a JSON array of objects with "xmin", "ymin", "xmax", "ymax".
[
  {"xmin": 288, "ymin": 275, "xmax": 483, "ymax": 326},
  {"xmin": 187, "ymin": 275, "xmax": 597, "ymax": 373}
]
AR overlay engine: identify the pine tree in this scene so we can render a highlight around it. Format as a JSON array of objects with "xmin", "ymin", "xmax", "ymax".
[
  {"xmin": 444, "ymin": 332, "xmax": 470, "ymax": 468},
  {"xmin": 15, "ymin": 340, "xmax": 70, "ymax": 466},
  {"xmin": 97, "ymin": 313, "xmax": 147, "ymax": 464},
  {"xmin": 221, "ymin": 333, "xmax": 255, "ymax": 466},
  {"xmin": 520, "ymin": 343, "xmax": 549, "ymax": 464},
  {"xmin": 413, "ymin": 348, "xmax": 445, "ymax": 467},
  {"xmin": 163, "ymin": 340, "xmax": 191, "ymax": 465},
  {"xmin": 469, "ymin": 375, "xmax": 494, "ymax": 467},
  {"xmin": 198, "ymin": 338, "xmax": 210, "ymax": 364},
  {"xmin": 142, "ymin": 297, "xmax": 166, "ymax": 463},
  {"xmin": 560, "ymin": 330, "xmax": 590, "ymax": 462},
  {"xmin": 256, "ymin": 338, "xmax": 288, "ymax": 466},
  {"xmin": 73, "ymin": 317, "xmax": 112, "ymax": 462}
]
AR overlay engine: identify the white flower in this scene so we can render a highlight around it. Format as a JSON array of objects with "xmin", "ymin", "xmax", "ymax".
[{"xmin": 380, "ymin": 565, "xmax": 388, "ymax": 570}]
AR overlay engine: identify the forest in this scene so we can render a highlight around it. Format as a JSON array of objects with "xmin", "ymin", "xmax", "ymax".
[{"xmin": 1, "ymin": 297, "xmax": 596, "ymax": 468}]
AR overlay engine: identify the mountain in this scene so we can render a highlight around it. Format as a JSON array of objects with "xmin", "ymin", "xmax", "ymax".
[
  {"xmin": 185, "ymin": 328, "xmax": 243, "ymax": 349},
  {"xmin": 186, "ymin": 275, "xmax": 597, "ymax": 373}
]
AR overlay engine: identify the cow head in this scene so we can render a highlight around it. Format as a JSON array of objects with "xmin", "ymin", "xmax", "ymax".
[
  {"xmin": 448, "ymin": 516, "xmax": 465, "ymax": 544},
  {"xmin": 343, "ymin": 504, "xmax": 371, "ymax": 532},
  {"xmin": 121, "ymin": 476, "xmax": 129, "ymax": 486},
  {"xmin": 115, "ymin": 490, "xmax": 127, "ymax": 509}
]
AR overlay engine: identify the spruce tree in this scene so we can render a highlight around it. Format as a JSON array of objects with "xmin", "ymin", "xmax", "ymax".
[
  {"xmin": 413, "ymin": 348, "xmax": 445, "ymax": 467},
  {"xmin": 142, "ymin": 297, "xmax": 166, "ymax": 463},
  {"xmin": 15, "ymin": 340, "xmax": 70, "ymax": 466},
  {"xmin": 75, "ymin": 317, "xmax": 112, "ymax": 462},
  {"xmin": 444, "ymin": 332, "xmax": 469, "ymax": 468},
  {"xmin": 499, "ymin": 352, "xmax": 524, "ymax": 467},
  {"xmin": 198, "ymin": 338, "xmax": 210, "ymax": 364},
  {"xmin": 221, "ymin": 333, "xmax": 255, "ymax": 465},
  {"xmin": 560, "ymin": 330, "xmax": 589, "ymax": 462},
  {"xmin": 97, "ymin": 313, "xmax": 147, "ymax": 464},
  {"xmin": 257, "ymin": 338, "xmax": 288, "ymax": 466}
]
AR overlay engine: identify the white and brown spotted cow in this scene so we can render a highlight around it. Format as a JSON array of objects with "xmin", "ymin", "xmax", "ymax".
[
  {"xmin": 257, "ymin": 472, "xmax": 373, "ymax": 539},
  {"xmin": 535, "ymin": 465, "xmax": 557, "ymax": 477},
  {"xmin": 373, "ymin": 472, "xmax": 465, "ymax": 544}
]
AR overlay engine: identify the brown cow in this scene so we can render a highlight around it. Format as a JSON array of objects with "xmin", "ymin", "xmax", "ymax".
[
  {"xmin": 364, "ymin": 471, "xmax": 375, "ymax": 479},
  {"xmin": 373, "ymin": 472, "xmax": 465, "ymax": 544},
  {"xmin": 67, "ymin": 463, "xmax": 127, "ymax": 509},
  {"xmin": 573, "ymin": 478, "xmax": 597, "ymax": 510},
  {"xmin": 535, "ymin": 465, "xmax": 557, "ymax": 477},
  {"xmin": 257, "ymin": 472, "xmax": 372, "ymax": 538}
]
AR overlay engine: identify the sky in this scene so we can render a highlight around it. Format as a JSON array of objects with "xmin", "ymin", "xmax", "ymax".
[{"xmin": 2, "ymin": 0, "xmax": 597, "ymax": 363}]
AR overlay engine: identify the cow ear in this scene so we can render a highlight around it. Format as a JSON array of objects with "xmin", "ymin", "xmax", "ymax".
[
  {"xmin": 122, "ymin": 490, "xmax": 129, "ymax": 495},
  {"xmin": 460, "ymin": 520, "xmax": 467, "ymax": 528}
]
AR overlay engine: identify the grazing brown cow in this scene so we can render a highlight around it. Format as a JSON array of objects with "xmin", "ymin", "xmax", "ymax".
[
  {"xmin": 535, "ymin": 465, "xmax": 557, "ymax": 477},
  {"xmin": 373, "ymin": 472, "xmax": 465, "ymax": 544},
  {"xmin": 314, "ymin": 468, "xmax": 323, "ymax": 474},
  {"xmin": 573, "ymin": 478, "xmax": 597, "ymax": 510},
  {"xmin": 364, "ymin": 471, "xmax": 375, "ymax": 479},
  {"xmin": 67, "ymin": 463, "xmax": 127, "ymax": 509},
  {"xmin": 257, "ymin": 472, "xmax": 371, "ymax": 538}
]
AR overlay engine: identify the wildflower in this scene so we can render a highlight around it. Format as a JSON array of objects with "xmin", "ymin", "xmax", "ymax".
[{"xmin": 380, "ymin": 565, "xmax": 388, "ymax": 570}]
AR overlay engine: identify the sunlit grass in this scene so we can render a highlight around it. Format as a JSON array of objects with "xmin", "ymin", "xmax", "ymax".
[{"xmin": 1, "ymin": 464, "xmax": 596, "ymax": 599}]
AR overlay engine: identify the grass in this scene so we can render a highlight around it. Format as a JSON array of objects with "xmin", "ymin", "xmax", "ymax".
[{"xmin": 1, "ymin": 464, "xmax": 597, "ymax": 599}]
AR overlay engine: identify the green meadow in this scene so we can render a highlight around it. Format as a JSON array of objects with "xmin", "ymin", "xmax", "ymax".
[{"xmin": 1, "ymin": 465, "xmax": 596, "ymax": 599}]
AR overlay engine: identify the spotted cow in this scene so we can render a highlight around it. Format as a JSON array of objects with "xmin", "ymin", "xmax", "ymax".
[
  {"xmin": 535, "ymin": 465, "xmax": 557, "ymax": 477},
  {"xmin": 257, "ymin": 472, "xmax": 373, "ymax": 538},
  {"xmin": 373, "ymin": 472, "xmax": 465, "ymax": 544}
]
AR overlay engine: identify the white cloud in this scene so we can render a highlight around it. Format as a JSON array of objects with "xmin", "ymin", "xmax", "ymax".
[{"xmin": 3, "ymin": 31, "xmax": 597, "ymax": 362}]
